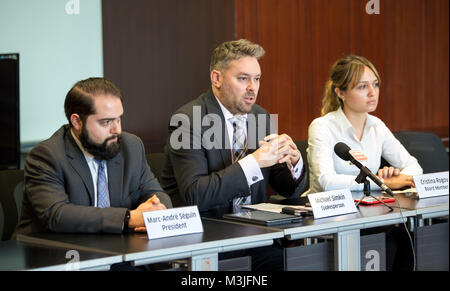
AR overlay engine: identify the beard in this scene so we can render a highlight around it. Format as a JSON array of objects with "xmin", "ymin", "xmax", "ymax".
[
  {"xmin": 220, "ymin": 82, "xmax": 256, "ymax": 115},
  {"xmin": 79, "ymin": 126, "xmax": 121, "ymax": 160}
]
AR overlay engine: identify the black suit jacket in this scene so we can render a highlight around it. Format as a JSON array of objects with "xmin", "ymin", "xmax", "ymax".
[
  {"xmin": 14, "ymin": 125, "xmax": 172, "ymax": 236},
  {"xmin": 160, "ymin": 89, "xmax": 308, "ymax": 217}
]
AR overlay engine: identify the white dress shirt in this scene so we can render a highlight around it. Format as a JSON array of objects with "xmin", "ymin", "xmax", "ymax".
[
  {"xmin": 215, "ymin": 96, "xmax": 303, "ymax": 187},
  {"xmin": 71, "ymin": 129, "xmax": 108, "ymax": 207},
  {"xmin": 306, "ymin": 107, "xmax": 423, "ymax": 194}
]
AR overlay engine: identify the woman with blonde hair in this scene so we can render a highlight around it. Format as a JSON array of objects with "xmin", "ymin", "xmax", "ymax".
[{"xmin": 306, "ymin": 55, "xmax": 423, "ymax": 194}]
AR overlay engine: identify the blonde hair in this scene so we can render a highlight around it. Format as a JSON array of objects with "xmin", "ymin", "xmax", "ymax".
[
  {"xmin": 321, "ymin": 55, "xmax": 381, "ymax": 116},
  {"xmin": 210, "ymin": 39, "xmax": 265, "ymax": 72}
]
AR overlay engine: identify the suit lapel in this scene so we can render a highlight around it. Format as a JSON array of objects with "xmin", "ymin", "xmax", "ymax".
[
  {"xmin": 204, "ymin": 90, "xmax": 233, "ymax": 167},
  {"xmin": 203, "ymin": 90, "xmax": 264, "ymax": 167},
  {"xmin": 64, "ymin": 127, "xmax": 95, "ymax": 205},
  {"xmin": 106, "ymin": 152, "xmax": 124, "ymax": 207},
  {"xmin": 204, "ymin": 91, "xmax": 269, "ymax": 200}
]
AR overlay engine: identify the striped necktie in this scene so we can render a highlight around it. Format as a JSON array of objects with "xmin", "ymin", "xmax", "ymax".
[
  {"xmin": 94, "ymin": 158, "xmax": 110, "ymax": 208},
  {"xmin": 229, "ymin": 116, "xmax": 248, "ymax": 163},
  {"xmin": 229, "ymin": 116, "xmax": 251, "ymax": 212}
]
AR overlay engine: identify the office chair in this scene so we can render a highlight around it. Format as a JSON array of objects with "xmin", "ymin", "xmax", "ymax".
[
  {"xmin": 394, "ymin": 131, "xmax": 449, "ymax": 174},
  {"xmin": 145, "ymin": 152, "xmax": 165, "ymax": 183},
  {"xmin": 294, "ymin": 140, "xmax": 309, "ymax": 183},
  {"xmin": 0, "ymin": 169, "xmax": 24, "ymax": 240}
]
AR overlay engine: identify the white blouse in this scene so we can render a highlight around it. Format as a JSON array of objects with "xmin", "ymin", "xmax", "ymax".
[{"xmin": 306, "ymin": 107, "xmax": 423, "ymax": 194}]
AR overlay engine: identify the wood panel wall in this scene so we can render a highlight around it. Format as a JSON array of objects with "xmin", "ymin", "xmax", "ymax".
[
  {"xmin": 103, "ymin": 0, "xmax": 448, "ymax": 153},
  {"xmin": 102, "ymin": 0, "xmax": 236, "ymax": 153},
  {"xmin": 236, "ymin": 0, "xmax": 449, "ymax": 142}
]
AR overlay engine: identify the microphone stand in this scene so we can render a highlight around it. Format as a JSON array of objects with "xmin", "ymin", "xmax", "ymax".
[{"xmin": 354, "ymin": 170, "xmax": 394, "ymax": 211}]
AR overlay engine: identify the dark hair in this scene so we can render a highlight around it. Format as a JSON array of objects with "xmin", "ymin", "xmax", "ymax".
[{"xmin": 64, "ymin": 77, "xmax": 123, "ymax": 125}]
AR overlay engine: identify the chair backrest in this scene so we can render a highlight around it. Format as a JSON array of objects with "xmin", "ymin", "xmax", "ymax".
[
  {"xmin": 146, "ymin": 153, "xmax": 165, "ymax": 183},
  {"xmin": 294, "ymin": 140, "xmax": 309, "ymax": 190},
  {"xmin": 0, "ymin": 169, "xmax": 24, "ymax": 240},
  {"xmin": 394, "ymin": 131, "xmax": 449, "ymax": 174}
]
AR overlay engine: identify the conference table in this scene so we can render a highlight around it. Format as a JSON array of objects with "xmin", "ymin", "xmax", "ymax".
[
  {"xmin": 14, "ymin": 218, "xmax": 284, "ymax": 271},
  {"xmin": 0, "ymin": 239, "xmax": 122, "ymax": 271},
  {"xmin": 394, "ymin": 193, "xmax": 449, "ymax": 220},
  {"xmin": 268, "ymin": 191, "xmax": 448, "ymax": 271},
  {"xmin": 392, "ymin": 193, "xmax": 449, "ymax": 270},
  {"xmin": 4, "ymin": 192, "xmax": 448, "ymax": 271}
]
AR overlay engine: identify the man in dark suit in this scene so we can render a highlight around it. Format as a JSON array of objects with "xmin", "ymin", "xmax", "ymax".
[
  {"xmin": 160, "ymin": 39, "xmax": 308, "ymax": 270},
  {"xmin": 14, "ymin": 78, "xmax": 172, "ymax": 237}
]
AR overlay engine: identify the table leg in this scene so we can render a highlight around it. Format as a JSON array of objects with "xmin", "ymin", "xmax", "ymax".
[{"xmin": 334, "ymin": 229, "xmax": 361, "ymax": 271}]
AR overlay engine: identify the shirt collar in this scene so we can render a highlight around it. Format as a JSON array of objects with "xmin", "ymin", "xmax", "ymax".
[
  {"xmin": 335, "ymin": 106, "xmax": 377, "ymax": 132},
  {"xmin": 365, "ymin": 113, "xmax": 377, "ymax": 128},
  {"xmin": 214, "ymin": 95, "xmax": 248, "ymax": 122},
  {"xmin": 335, "ymin": 107, "xmax": 353, "ymax": 132}
]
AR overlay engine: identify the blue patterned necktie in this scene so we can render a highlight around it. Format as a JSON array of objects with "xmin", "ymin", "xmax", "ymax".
[{"xmin": 94, "ymin": 158, "xmax": 110, "ymax": 208}]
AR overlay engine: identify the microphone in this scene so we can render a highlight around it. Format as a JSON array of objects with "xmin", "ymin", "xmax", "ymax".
[{"xmin": 334, "ymin": 142, "xmax": 394, "ymax": 196}]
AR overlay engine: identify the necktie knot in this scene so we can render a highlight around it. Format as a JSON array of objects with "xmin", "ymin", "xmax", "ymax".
[
  {"xmin": 229, "ymin": 116, "xmax": 246, "ymax": 129},
  {"xmin": 94, "ymin": 157, "xmax": 105, "ymax": 169}
]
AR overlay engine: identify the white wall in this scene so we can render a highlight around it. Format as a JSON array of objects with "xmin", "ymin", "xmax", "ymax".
[{"xmin": 0, "ymin": 0, "xmax": 103, "ymax": 145}]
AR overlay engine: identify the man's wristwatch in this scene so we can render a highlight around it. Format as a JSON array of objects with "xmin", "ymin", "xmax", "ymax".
[{"xmin": 123, "ymin": 209, "xmax": 131, "ymax": 232}]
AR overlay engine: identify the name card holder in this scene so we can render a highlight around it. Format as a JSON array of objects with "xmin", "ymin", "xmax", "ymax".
[
  {"xmin": 308, "ymin": 189, "xmax": 357, "ymax": 219},
  {"xmin": 413, "ymin": 171, "xmax": 449, "ymax": 199},
  {"xmin": 143, "ymin": 206, "xmax": 203, "ymax": 240}
]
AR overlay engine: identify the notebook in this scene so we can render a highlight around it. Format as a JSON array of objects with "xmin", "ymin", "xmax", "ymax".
[{"xmin": 223, "ymin": 210, "xmax": 302, "ymax": 226}]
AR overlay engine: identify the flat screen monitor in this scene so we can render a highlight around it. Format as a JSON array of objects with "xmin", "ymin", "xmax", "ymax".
[{"xmin": 0, "ymin": 53, "xmax": 20, "ymax": 169}]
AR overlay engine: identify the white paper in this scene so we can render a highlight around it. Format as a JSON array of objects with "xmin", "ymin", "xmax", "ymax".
[
  {"xmin": 242, "ymin": 203, "xmax": 312, "ymax": 213},
  {"xmin": 392, "ymin": 187, "xmax": 417, "ymax": 194}
]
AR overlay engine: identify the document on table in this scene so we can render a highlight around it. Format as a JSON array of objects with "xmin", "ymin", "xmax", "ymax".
[
  {"xmin": 386, "ymin": 187, "xmax": 418, "ymax": 199},
  {"xmin": 242, "ymin": 203, "xmax": 312, "ymax": 213},
  {"xmin": 391, "ymin": 187, "xmax": 417, "ymax": 194}
]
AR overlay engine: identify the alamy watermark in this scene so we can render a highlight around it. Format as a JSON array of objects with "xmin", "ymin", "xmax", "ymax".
[
  {"xmin": 365, "ymin": 0, "xmax": 380, "ymax": 15},
  {"xmin": 66, "ymin": 0, "xmax": 80, "ymax": 15},
  {"xmin": 65, "ymin": 0, "xmax": 379, "ymax": 16},
  {"xmin": 365, "ymin": 249, "xmax": 380, "ymax": 271},
  {"xmin": 169, "ymin": 106, "xmax": 278, "ymax": 151},
  {"xmin": 65, "ymin": 250, "xmax": 80, "ymax": 271}
]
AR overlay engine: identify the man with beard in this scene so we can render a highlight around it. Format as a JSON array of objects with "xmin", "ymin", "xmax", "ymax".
[
  {"xmin": 160, "ymin": 39, "xmax": 308, "ymax": 270},
  {"xmin": 14, "ymin": 78, "xmax": 172, "ymax": 237}
]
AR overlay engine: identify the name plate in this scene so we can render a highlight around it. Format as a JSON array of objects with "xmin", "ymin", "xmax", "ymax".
[
  {"xmin": 143, "ymin": 206, "xmax": 203, "ymax": 240},
  {"xmin": 308, "ymin": 189, "xmax": 357, "ymax": 219},
  {"xmin": 413, "ymin": 171, "xmax": 449, "ymax": 198}
]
